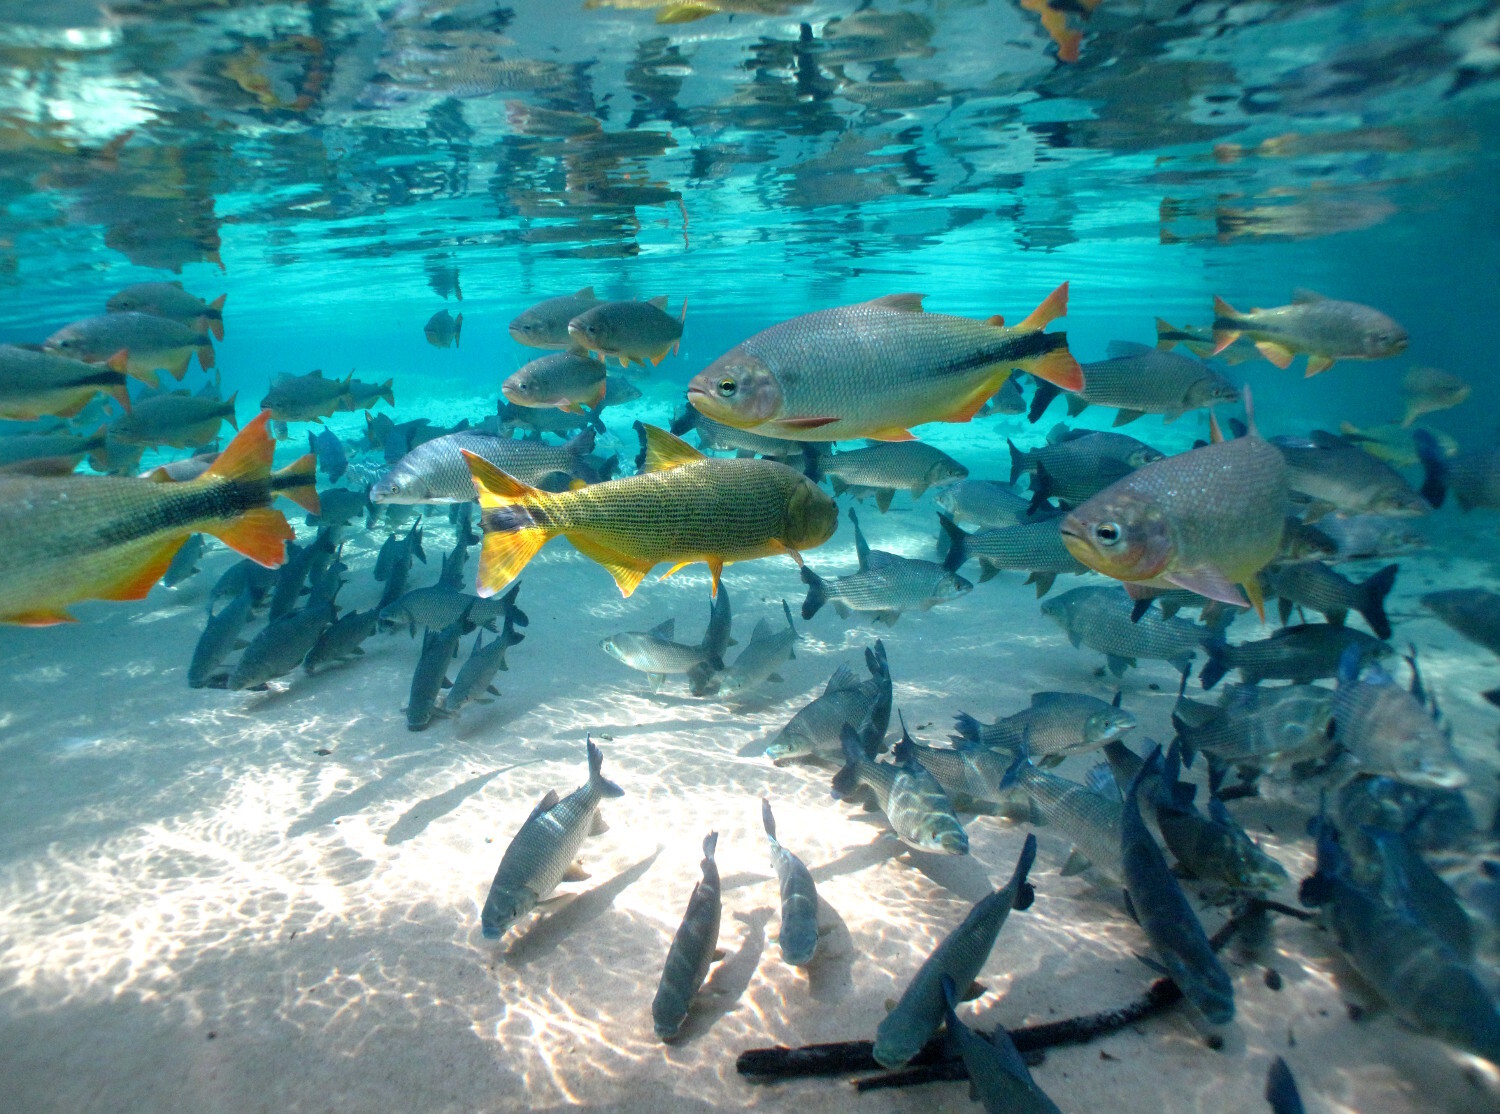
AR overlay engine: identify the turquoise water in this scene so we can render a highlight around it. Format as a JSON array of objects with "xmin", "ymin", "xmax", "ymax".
[{"xmin": 3, "ymin": 2, "xmax": 1500, "ymax": 1111}]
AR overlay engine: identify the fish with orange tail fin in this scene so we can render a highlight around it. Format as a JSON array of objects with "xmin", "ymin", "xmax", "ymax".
[
  {"xmin": 1059, "ymin": 387, "xmax": 1288, "ymax": 619},
  {"xmin": 0, "ymin": 411, "xmax": 293, "ymax": 625},
  {"xmin": 687, "ymin": 284, "xmax": 1080, "ymax": 442},
  {"xmin": 465, "ymin": 423, "xmax": 836, "ymax": 599},
  {"xmin": 1210, "ymin": 290, "xmax": 1407, "ymax": 376}
]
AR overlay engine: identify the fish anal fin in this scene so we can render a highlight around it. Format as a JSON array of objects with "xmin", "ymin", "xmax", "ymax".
[
  {"xmin": 478, "ymin": 529, "xmax": 548, "ymax": 598},
  {"xmin": 206, "ymin": 508, "xmax": 293, "ymax": 568},
  {"xmin": 561, "ymin": 862, "xmax": 591, "ymax": 882},
  {"xmin": 98, "ymin": 536, "xmax": 190, "ymax": 601},
  {"xmin": 1027, "ymin": 347, "xmax": 1083, "ymax": 392},
  {"xmin": 865, "ymin": 426, "xmax": 916, "ymax": 442},
  {"xmin": 1255, "ymin": 341, "xmax": 1294, "ymax": 369},
  {"xmin": 5, "ymin": 608, "xmax": 78, "ymax": 626},
  {"xmin": 1242, "ymin": 577, "xmax": 1267, "ymax": 623},
  {"xmin": 569, "ymin": 534, "xmax": 649, "ymax": 597},
  {"xmin": 1060, "ymin": 848, "xmax": 1092, "ymax": 876},
  {"xmin": 1304, "ymin": 354, "xmax": 1335, "ymax": 377},
  {"xmin": 942, "ymin": 371, "xmax": 1011, "ymax": 426}
]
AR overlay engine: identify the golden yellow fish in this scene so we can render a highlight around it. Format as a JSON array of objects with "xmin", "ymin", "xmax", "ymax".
[
  {"xmin": 0, "ymin": 411, "xmax": 296, "ymax": 626},
  {"xmin": 465, "ymin": 424, "xmax": 836, "ymax": 597}
]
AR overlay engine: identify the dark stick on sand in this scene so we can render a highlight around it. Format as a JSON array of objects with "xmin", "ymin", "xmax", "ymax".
[{"xmin": 736, "ymin": 898, "xmax": 1301, "ymax": 1090}]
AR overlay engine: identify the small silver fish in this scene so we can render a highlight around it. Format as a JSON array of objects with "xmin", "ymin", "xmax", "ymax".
[
  {"xmin": 652, "ymin": 831, "xmax": 721, "ymax": 1041},
  {"xmin": 762, "ymin": 799, "xmax": 820, "ymax": 967}
]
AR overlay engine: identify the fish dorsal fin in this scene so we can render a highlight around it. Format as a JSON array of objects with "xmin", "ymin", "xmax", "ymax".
[
  {"xmin": 749, "ymin": 618, "xmax": 773, "ymax": 642},
  {"xmin": 824, "ymin": 663, "xmax": 859, "ymax": 694},
  {"xmin": 637, "ymin": 423, "xmax": 704, "ymax": 472},
  {"xmin": 526, "ymin": 789, "xmax": 561, "ymax": 822},
  {"xmin": 868, "ymin": 293, "xmax": 925, "ymax": 313},
  {"xmin": 1016, "ymin": 282, "xmax": 1069, "ymax": 331},
  {"xmin": 1106, "ymin": 340, "xmax": 1153, "ymax": 359},
  {"xmin": 647, "ymin": 295, "xmax": 668, "ymax": 310},
  {"xmin": 575, "ymin": 286, "xmax": 595, "ymax": 299},
  {"xmin": 1291, "ymin": 287, "xmax": 1326, "ymax": 304},
  {"xmin": 865, "ymin": 550, "xmax": 901, "ymax": 570},
  {"xmin": 1029, "ymin": 691, "xmax": 1066, "ymax": 706},
  {"xmin": 311, "ymin": 369, "xmax": 324, "ymax": 378},
  {"xmin": 649, "ymin": 618, "xmax": 675, "ymax": 639}
]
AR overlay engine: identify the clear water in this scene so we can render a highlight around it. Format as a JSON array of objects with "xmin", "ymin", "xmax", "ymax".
[{"xmin": 2, "ymin": 1, "xmax": 1499, "ymax": 1111}]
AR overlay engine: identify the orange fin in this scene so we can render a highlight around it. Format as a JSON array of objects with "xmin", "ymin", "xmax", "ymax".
[
  {"xmin": 985, "ymin": 314, "xmax": 1005, "ymax": 326},
  {"xmin": 1303, "ymin": 354, "xmax": 1335, "ymax": 377},
  {"xmin": 105, "ymin": 348, "xmax": 131, "ymax": 374},
  {"xmin": 659, "ymin": 560, "xmax": 692, "ymax": 581},
  {"xmin": 272, "ymin": 453, "xmax": 320, "ymax": 515},
  {"xmin": 866, "ymin": 426, "xmax": 916, "ymax": 442},
  {"xmin": 1208, "ymin": 411, "xmax": 1224, "ymax": 444},
  {"xmin": 98, "ymin": 536, "xmax": 189, "ymax": 601},
  {"xmin": 205, "ymin": 411, "xmax": 275, "ymax": 484},
  {"xmin": 1242, "ymin": 576, "xmax": 1267, "ymax": 623},
  {"xmin": 1210, "ymin": 296, "xmax": 1242, "ymax": 355},
  {"xmin": 1026, "ymin": 346, "xmax": 1083, "ymax": 392},
  {"xmin": 706, "ymin": 556, "xmax": 723, "ymax": 597},
  {"xmin": 943, "ymin": 372, "xmax": 1010, "ymax": 425},
  {"xmin": 5, "ymin": 608, "xmax": 77, "ymax": 626},
  {"xmin": 196, "ymin": 344, "xmax": 215, "ymax": 372},
  {"xmin": 1254, "ymin": 341, "xmax": 1294, "ymax": 369},
  {"xmin": 1153, "ymin": 319, "xmax": 1176, "ymax": 350},
  {"xmin": 1016, "ymin": 281, "xmax": 1069, "ymax": 332},
  {"xmin": 1210, "ymin": 328, "xmax": 1241, "ymax": 356},
  {"xmin": 208, "ymin": 295, "xmax": 226, "ymax": 341},
  {"xmin": 1162, "ymin": 566, "xmax": 1247, "ymax": 608},
  {"xmin": 206, "ymin": 507, "xmax": 292, "ymax": 567}
]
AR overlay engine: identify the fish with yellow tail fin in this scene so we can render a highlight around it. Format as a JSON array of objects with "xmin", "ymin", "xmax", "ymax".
[
  {"xmin": 0, "ymin": 411, "xmax": 294, "ymax": 626},
  {"xmin": 465, "ymin": 423, "xmax": 836, "ymax": 598},
  {"xmin": 1210, "ymin": 290, "xmax": 1407, "ymax": 376},
  {"xmin": 1059, "ymin": 387, "xmax": 1288, "ymax": 618},
  {"xmin": 686, "ymin": 284, "xmax": 1080, "ymax": 442}
]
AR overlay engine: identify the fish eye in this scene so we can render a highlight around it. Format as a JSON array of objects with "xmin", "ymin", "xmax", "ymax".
[
  {"xmin": 1094, "ymin": 522, "xmax": 1122, "ymax": 544},
  {"xmin": 718, "ymin": 378, "xmax": 737, "ymax": 396}
]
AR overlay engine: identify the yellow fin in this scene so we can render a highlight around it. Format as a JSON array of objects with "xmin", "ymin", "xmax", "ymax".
[
  {"xmin": 865, "ymin": 426, "xmax": 916, "ymax": 442},
  {"xmin": 659, "ymin": 560, "xmax": 693, "ymax": 581},
  {"xmin": 1254, "ymin": 340, "xmax": 1294, "ymax": 369},
  {"xmin": 1304, "ymin": 354, "xmax": 1335, "ymax": 377},
  {"xmin": 206, "ymin": 508, "xmax": 293, "ymax": 568},
  {"xmin": 569, "ymin": 534, "xmax": 650, "ymax": 597},
  {"xmin": 1242, "ymin": 576, "xmax": 1267, "ymax": 623},
  {"xmin": 706, "ymin": 556, "xmax": 724, "ymax": 597},
  {"xmin": 477, "ymin": 529, "xmax": 546, "ymax": 598},
  {"xmin": 1016, "ymin": 281, "xmax": 1069, "ymax": 331},
  {"xmin": 1209, "ymin": 411, "xmax": 1223, "ymax": 444},
  {"xmin": 4, "ymin": 608, "xmax": 77, "ymax": 626},
  {"xmin": 638, "ymin": 424, "xmax": 704, "ymax": 472}
]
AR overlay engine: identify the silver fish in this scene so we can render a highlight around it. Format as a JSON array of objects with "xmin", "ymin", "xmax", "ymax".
[
  {"xmin": 816, "ymin": 440, "xmax": 968, "ymax": 512},
  {"xmin": 371, "ymin": 429, "xmax": 597, "ymax": 504},
  {"xmin": 802, "ymin": 508, "xmax": 971, "ymax": 625},
  {"xmin": 228, "ymin": 603, "xmax": 336, "ymax": 690},
  {"xmin": 1042, "ymin": 585, "xmax": 1221, "ymax": 677},
  {"xmin": 765, "ymin": 640, "xmax": 891, "ymax": 763},
  {"xmin": 480, "ymin": 738, "xmax": 624, "ymax": 939},
  {"xmin": 692, "ymin": 601, "xmax": 797, "ymax": 697},
  {"xmin": 832, "ymin": 723, "xmax": 968, "ymax": 855},
  {"xmin": 407, "ymin": 613, "xmax": 469, "ymax": 731},
  {"xmin": 652, "ymin": 831, "xmax": 721, "ymax": 1041},
  {"xmin": 509, "ymin": 287, "xmax": 601, "ymax": 349},
  {"xmin": 188, "ymin": 589, "xmax": 253, "ymax": 689},
  {"xmin": 601, "ymin": 587, "xmax": 733, "ymax": 689},
  {"xmin": 763, "ymin": 799, "xmax": 820, "ymax": 967},
  {"xmin": 934, "ymin": 480, "xmax": 1035, "ymax": 530},
  {"xmin": 872, "ymin": 834, "xmax": 1037, "ymax": 1069},
  {"xmin": 952, "ymin": 691, "xmax": 1136, "ymax": 763}
]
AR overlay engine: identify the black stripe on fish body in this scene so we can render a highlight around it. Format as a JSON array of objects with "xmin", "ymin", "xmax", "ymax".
[
  {"xmin": 935, "ymin": 328, "xmax": 1065, "ymax": 377},
  {"xmin": 94, "ymin": 476, "xmax": 271, "ymax": 549}
]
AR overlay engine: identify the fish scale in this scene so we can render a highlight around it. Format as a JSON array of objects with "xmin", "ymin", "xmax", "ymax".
[
  {"xmin": 942, "ymin": 515, "xmax": 1084, "ymax": 580},
  {"xmin": 1070, "ymin": 345, "xmax": 1237, "ymax": 418},
  {"xmin": 690, "ymin": 290, "xmax": 1076, "ymax": 442},
  {"xmin": 373, "ymin": 431, "xmax": 595, "ymax": 503},
  {"xmin": 1042, "ymin": 586, "xmax": 1216, "ymax": 671},
  {"xmin": 955, "ymin": 692, "xmax": 1133, "ymax": 757},
  {"xmin": 1011, "ymin": 761, "xmax": 1124, "ymax": 880}
]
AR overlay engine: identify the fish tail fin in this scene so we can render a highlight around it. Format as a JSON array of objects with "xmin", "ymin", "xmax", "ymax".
[
  {"xmin": 950, "ymin": 711, "xmax": 983, "ymax": 749},
  {"xmin": 761, "ymin": 797, "xmax": 776, "ymax": 839},
  {"xmin": 1358, "ymin": 564, "xmax": 1399, "ymax": 640},
  {"xmin": 1027, "ymin": 341, "xmax": 1083, "ymax": 393},
  {"xmin": 272, "ymin": 453, "xmax": 320, "ymax": 515},
  {"xmin": 1153, "ymin": 319, "xmax": 1177, "ymax": 350},
  {"xmin": 1028, "ymin": 381, "xmax": 1060, "ymax": 423},
  {"xmin": 1414, "ymin": 429, "xmax": 1448, "ymax": 508},
  {"xmin": 800, "ymin": 565, "xmax": 828, "ymax": 620},
  {"xmin": 1007, "ymin": 438, "xmax": 1028, "ymax": 484},
  {"xmin": 1211, "ymin": 295, "xmax": 1241, "ymax": 354},
  {"xmin": 453, "ymin": 314, "xmax": 463, "ymax": 348},
  {"xmin": 208, "ymin": 296, "xmax": 226, "ymax": 341},
  {"xmin": 587, "ymin": 736, "xmax": 625, "ymax": 798},
  {"xmin": 464, "ymin": 450, "xmax": 551, "ymax": 596},
  {"xmin": 379, "ymin": 378, "xmax": 394, "ymax": 408},
  {"xmin": 222, "ymin": 391, "xmax": 240, "ymax": 430},
  {"xmin": 1016, "ymin": 281, "xmax": 1068, "ymax": 332},
  {"xmin": 1008, "ymin": 832, "xmax": 1037, "ymax": 910},
  {"xmin": 935, "ymin": 512, "xmax": 969, "ymax": 572},
  {"xmin": 997, "ymin": 744, "xmax": 1029, "ymax": 790},
  {"xmin": 1199, "ymin": 636, "xmax": 1229, "ymax": 690},
  {"xmin": 831, "ymin": 725, "xmax": 864, "ymax": 799},
  {"xmin": 197, "ymin": 343, "xmax": 215, "ymax": 371}
]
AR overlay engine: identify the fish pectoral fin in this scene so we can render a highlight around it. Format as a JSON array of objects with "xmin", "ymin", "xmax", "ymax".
[
  {"xmin": 1060, "ymin": 848, "xmax": 1092, "ymax": 876},
  {"xmin": 883, "ymin": 997, "xmax": 898, "ymax": 1013},
  {"xmin": 646, "ymin": 673, "xmax": 666, "ymax": 691},
  {"xmin": 1241, "ymin": 577, "xmax": 1267, "ymax": 623},
  {"xmin": 767, "ymin": 673, "xmax": 785, "ymax": 683},
  {"xmin": 98, "ymin": 537, "xmax": 192, "ymax": 602},
  {"xmin": 659, "ymin": 560, "xmax": 693, "ymax": 582},
  {"xmin": 1135, "ymin": 953, "xmax": 1170, "ymax": 978},
  {"xmin": 561, "ymin": 861, "xmax": 591, "ymax": 882},
  {"xmin": 1111, "ymin": 408, "xmax": 1144, "ymax": 427},
  {"xmin": 1254, "ymin": 340, "xmax": 1295, "ymax": 369},
  {"xmin": 5, "ymin": 607, "xmax": 78, "ymax": 626},
  {"xmin": 1162, "ymin": 567, "xmax": 1248, "ymax": 608},
  {"xmin": 960, "ymin": 980, "xmax": 988, "ymax": 1002},
  {"xmin": 772, "ymin": 416, "xmax": 840, "ymax": 432},
  {"xmin": 589, "ymin": 811, "xmax": 610, "ymax": 836},
  {"xmin": 1303, "ymin": 354, "xmax": 1335, "ymax": 377}
]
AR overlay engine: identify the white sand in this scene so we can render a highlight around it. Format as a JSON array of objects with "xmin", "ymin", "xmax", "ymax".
[{"xmin": 3, "ymin": 443, "xmax": 1500, "ymax": 1113}]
